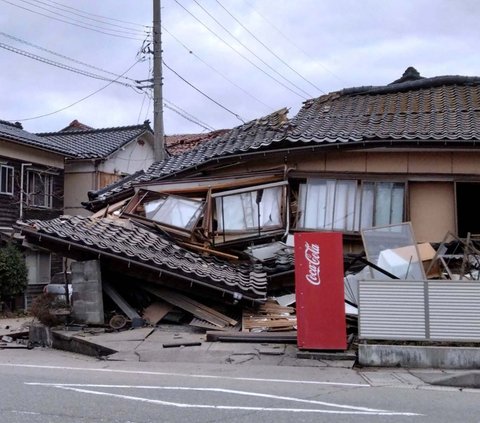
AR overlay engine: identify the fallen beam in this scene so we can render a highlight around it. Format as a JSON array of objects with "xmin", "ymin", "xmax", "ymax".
[{"xmin": 206, "ymin": 330, "xmax": 297, "ymax": 343}]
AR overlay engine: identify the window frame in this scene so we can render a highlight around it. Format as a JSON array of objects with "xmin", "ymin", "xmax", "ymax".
[
  {"xmin": 0, "ymin": 164, "xmax": 14, "ymax": 195},
  {"xmin": 296, "ymin": 178, "xmax": 405, "ymax": 233},
  {"xmin": 26, "ymin": 170, "xmax": 53, "ymax": 209}
]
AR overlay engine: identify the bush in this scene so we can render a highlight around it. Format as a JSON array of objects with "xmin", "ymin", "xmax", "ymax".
[
  {"xmin": 30, "ymin": 293, "xmax": 66, "ymax": 326},
  {"xmin": 0, "ymin": 243, "xmax": 28, "ymax": 302}
]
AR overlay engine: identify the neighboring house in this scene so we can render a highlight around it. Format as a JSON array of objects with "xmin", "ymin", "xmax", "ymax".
[
  {"xmin": 19, "ymin": 68, "xmax": 480, "ymax": 304},
  {"xmin": 37, "ymin": 120, "xmax": 155, "ymax": 216},
  {"xmin": 0, "ymin": 119, "xmax": 67, "ymax": 307}
]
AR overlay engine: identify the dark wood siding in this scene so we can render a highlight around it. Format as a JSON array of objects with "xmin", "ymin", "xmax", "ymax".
[{"xmin": 0, "ymin": 156, "xmax": 64, "ymax": 227}]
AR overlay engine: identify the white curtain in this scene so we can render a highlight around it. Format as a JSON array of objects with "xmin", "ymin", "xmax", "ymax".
[{"xmin": 216, "ymin": 186, "xmax": 282, "ymax": 231}]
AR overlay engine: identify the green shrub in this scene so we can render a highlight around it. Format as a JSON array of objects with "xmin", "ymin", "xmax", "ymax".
[{"xmin": 0, "ymin": 243, "xmax": 28, "ymax": 301}]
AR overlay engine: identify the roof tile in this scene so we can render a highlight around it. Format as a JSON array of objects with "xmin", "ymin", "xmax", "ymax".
[{"xmin": 21, "ymin": 216, "xmax": 267, "ymax": 300}]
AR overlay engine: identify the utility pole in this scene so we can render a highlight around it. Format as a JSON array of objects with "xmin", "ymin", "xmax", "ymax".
[{"xmin": 153, "ymin": 0, "xmax": 165, "ymax": 162}]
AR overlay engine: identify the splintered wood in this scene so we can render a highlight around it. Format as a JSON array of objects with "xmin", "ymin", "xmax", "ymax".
[{"xmin": 242, "ymin": 299, "xmax": 296, "ymax": 332}]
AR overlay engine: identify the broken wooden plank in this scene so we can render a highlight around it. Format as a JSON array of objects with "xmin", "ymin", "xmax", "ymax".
[
  {"xmin": 142, "ymin": 301, "xmax": 173, "ymax": 325},
  {"xmin": 103, "ymin": 281, "xmax": 144, "ymax": 328},
  {"xmin": 189, "ymin": 317, "xmax": 241, "ymax": 332},
  {"xmin": 142, "ymin": 286, "xmax": 237, "ymax": 328}
]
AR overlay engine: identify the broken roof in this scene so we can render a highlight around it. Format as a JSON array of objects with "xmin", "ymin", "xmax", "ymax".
[
  {"xmin": 286, "ymin": 67, "xmax": 480, "ymax": 145},
  {"xmin": 88, "ymin": 108, "xmax": 289, "ymax": 203},
  {"xmin": 36, "ymin": 120, "xmax": 153, "ymax": 160},
  {"xmin": 19, "ymin": 215, "xmax": 268, "ymax": 301},
  {"xmin": 87, "ymin": 68, "xmax": 480, "ymax": 208},
  {"xmin": 165, "ymin": 130, "xmax": 228, "ymax": 156}
]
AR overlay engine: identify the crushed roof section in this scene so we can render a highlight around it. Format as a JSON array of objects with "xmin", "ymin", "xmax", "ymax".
[
  {"xmin": 20, "ymin": 216, "xmax": 267, "ymax": 300},
  {"xmin": 165, "ymin": 130, "xmax": 228, "ymax": 156},
  {"xmin": 0, "ymin": 119, "xmax": 73, "ymax": 157},
  {"xmin": 286, "ymin": 71, "xmax": 480, "ymax": 144},
  {"xmin": 91, "ymin": 109, "xmax": 289, "ymax": 201},
  {"xmin": 36, "ymin": 121, "xmax": 153, "ymax": 159}
]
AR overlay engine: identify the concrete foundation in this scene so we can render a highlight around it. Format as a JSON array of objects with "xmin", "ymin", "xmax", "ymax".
[{"xmin": 359, "ymin": 344, "xmax": 480, "ymax": 369}]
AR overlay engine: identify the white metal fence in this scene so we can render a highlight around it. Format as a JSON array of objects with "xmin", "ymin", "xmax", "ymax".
[{"xmin": 358, "ymin": 280, "xmax": 480, "ymax": 342}]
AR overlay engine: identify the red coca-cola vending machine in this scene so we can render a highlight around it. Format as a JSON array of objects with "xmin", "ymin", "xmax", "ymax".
[{"xmin": 294, "ymin": 232, "xmax": 347, "ymax": 350}]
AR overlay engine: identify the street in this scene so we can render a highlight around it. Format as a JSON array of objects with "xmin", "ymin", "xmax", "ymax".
[{"xmin": 0, "ymin": 348, "xmax": 479, "ymax": 422}]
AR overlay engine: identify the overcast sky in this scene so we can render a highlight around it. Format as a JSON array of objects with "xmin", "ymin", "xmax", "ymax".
[{"xmin": 1, "ymin": 0, "xmax": 479, "ymax": 135}]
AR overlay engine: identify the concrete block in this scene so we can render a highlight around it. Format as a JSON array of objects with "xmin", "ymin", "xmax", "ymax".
[{"xmin": 359, "ymin": 344, "xmax": 480, "ymax": 369}]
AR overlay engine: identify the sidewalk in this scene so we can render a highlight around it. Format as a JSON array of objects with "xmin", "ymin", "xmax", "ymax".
[{"xmin": 53, "ymin": 324, "xmax": 356, "ymax": 369}]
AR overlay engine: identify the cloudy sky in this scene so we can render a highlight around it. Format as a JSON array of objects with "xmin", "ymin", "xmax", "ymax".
[{"xmin": 1, "ymin": 0, "xmax": 479, "ymax": 135}]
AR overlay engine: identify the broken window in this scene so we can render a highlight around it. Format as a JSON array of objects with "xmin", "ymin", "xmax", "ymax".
[
  {"xmin": 143, "ymin": 195, "xmax": 204, "ymax": 230},
  {"xmin": 0, "ymin": 165, "xmax": 14, "ymax": 195},
  {"xmin": 27, "ymin": 171, "xmax": 53, "ymax": 208},
  {"xmin": 214, "ymin": 182, "xmax": 286, "ymax": 233},
  {"xmin": 297, "ymin": 178, "xmax": 404, "ymax": 232},
  {"xmin": 362, "ymin": 222, "xmax": 426, "ymax": 280}
]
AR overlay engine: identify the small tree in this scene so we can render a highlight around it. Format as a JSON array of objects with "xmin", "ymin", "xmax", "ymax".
[{"xmin": 0, "ymin": 243, "xmax": 28, "ymax": 303}]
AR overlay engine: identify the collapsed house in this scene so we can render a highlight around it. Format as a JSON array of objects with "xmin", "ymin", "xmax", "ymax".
[{"xmin": 16, "ymin": 67, "xmax": 480, "ymax": 339}]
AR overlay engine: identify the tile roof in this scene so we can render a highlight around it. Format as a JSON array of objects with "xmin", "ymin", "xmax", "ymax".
[
  {"xmin": 165, "ymin": 130, "xmax": 228, "ymax": 156},
  {"xmin": 88, "ymin": 69, "xmax": 480, "ymax": 206},
  {"xmin": 0, "ymin": 119, "xmax": 73, "ymax": 157},
  {"xmin": 36, "ymin": 121, "xmax": 153, "ymax": 159},
  {"xmin": 20, "ymin": 216, "xmax": 267, "ymax": 300},
  {"xmin": 286, "ymin": 70, "xmax": 480, "ymax": 145},
  {"xmin": 90, "ymin": 108, "xmax": 289, "ymax": 202}
]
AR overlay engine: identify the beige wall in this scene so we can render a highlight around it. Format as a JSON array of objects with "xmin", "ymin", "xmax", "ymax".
[
  {"xmin": 409, "ymin": 182, "xmax": 456, "ymax": 243},
  {"xmin": 0, "ymin": 140, "xmax": 64, "ymax": 168},
  {"xmin": 236, "ymin": 150, "xmax": 480, "ymax": 177},
  {"xmin": 64, "ymin": 172, "xmax": 95, "ymax": 216}
]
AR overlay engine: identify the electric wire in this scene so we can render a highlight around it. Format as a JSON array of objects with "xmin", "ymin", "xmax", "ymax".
[
  {"xmin": 0, "ymin": 31, "xmax": 140, "ymax": 84},
  {"xmin": 0, "ymin": 42, "xmax": 134, "ymax": 87},
  {"xmin": 164, "ymin": 99, "xmax": 215, "ymax": 131},
  {"xmin": 13, "ymin": 0, "xmax": 146, "ymax": 37},
  {"xmin": 171, "ymin": 0, "xmax": 307, "ymax": 100},
  {"xmin": 164, "ymin": 103, "xmax": 213, "ymax": 132},
  {"xmin": 214, "ymin": 0, "xmax": 325, "ymax": 94},
  {"xmin": 9, "ymin": 61, "xmax": 142, "ymax": 122},
  {"xmin": 43, "ymin": 0, "xmax": 149, "ymax": 29},
  {"xmin": 191, "ymin": 0, "xmax": 312, "ymax": 98},
  {"xmin": 243, "ymin": 0, "xmax": 348, "ymax": 86},
  {"xmin": 163, "ymin": 60, "xmax": 245, "ymax": 123},
  {"xmin": 162, "ymin": 26, "xmax": 274, "ymax": 112},
  {"xmin": 0, "ymin": 0, "xmax": 145, "ymax": 41},
  {"xmin": 35, "ymin": 0, "xmax": 150, "ymax": 34}
]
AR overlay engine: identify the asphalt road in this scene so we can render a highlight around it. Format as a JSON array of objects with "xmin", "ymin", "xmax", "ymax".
[{"xmin": 0, "ymin": 348, "xmax": 479, "ymax": 422}]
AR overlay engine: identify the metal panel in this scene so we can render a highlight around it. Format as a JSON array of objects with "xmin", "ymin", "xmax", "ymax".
[
  {"xmin": 429, "ymin": 282, "xmax": 480, "ymax": 341},
  {"xmin": 359, "ymin": 280, "xmax": 425, "ymax": 340},
  {"xmin": 359, "ymin": 279, "xmax": 480, "ymax": 342}
]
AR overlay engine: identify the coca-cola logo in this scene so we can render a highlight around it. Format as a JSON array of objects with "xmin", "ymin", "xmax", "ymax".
[{"xmin": 305, "ymin": 242, "xmax": 321, "ymax": 285}]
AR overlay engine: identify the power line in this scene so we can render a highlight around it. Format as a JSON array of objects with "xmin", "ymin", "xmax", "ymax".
[
  {"xmin": 0, "ymin": 0, "xmax": 145, "ymax": 41},
  {"xmin": 43, "ymin": 0, "xmax": 150, "ymax": 29},
  {"xmin": 0, "ymin": 31, "xmax": 139, "ymax": 84},
  {"xmin": 163, "ymin": 60, "xmax": 245, "ymax": 123},
  {"xmin": 8, "ymin": 61, "xmax": 142, "ymax": 122},
  {"xmin": 162, "ymin": 26, "xmax": 274, "ymax": 112},
  {"xmin": 243, "ymin": 0, "xmax": 349, "ymax": 86},
  {"xmin": 214, "ymin": 0, "xmax": 325, "ymax": 94},
  {"xmin": 14, "ymin": 0, "xmax": 146, "ymax": 37},
  {"xmin": 191, "ymin": 0, "xmax": 312, "ymax": 98},
  {"xmin": 37, "ymin": 0, "xmax": 150, "ymax": 34},
  {"xmin": 164, "ymin": 99, "xmax": 215, "ymax": 131},
  {"xmin": 171, "ymin": 0, "xmax": 307, "ymax": 100},
  {"xmin": 0, "ymin": 42, "xmax": 134, "ymax": 87}
]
